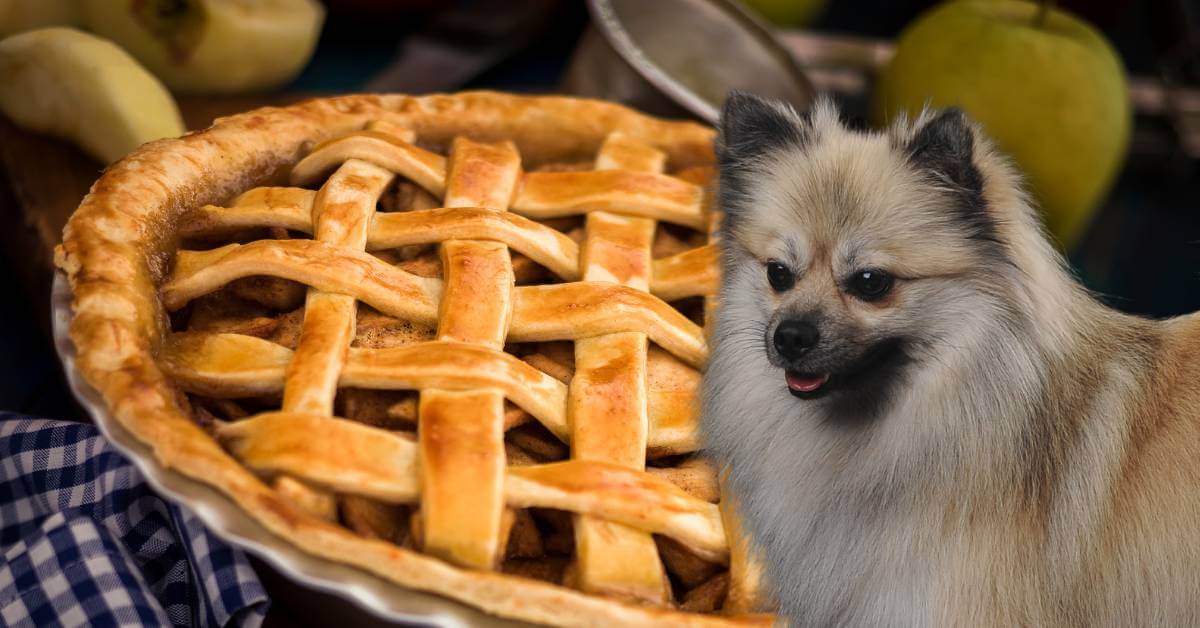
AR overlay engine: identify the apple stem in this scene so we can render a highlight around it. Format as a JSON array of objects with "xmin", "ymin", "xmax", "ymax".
[{"xmin": 1034, "ymin": 0, "xmax": 1056, "ymax": 28}]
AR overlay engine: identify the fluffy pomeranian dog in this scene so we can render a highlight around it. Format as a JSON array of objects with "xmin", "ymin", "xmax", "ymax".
[{"xmin": 701, "ymin": 92, "xmax": 1200, "ymax": 626}]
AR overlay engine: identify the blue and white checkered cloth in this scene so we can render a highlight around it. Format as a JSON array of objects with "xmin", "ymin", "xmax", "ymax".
[{"xmin": 0, "ymin": 415, "xmax": 270, "ymax": 627}]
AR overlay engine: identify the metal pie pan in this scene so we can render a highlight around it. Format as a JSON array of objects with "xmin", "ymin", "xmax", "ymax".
[{"xmin": 51, "ymin": 272, "xmax": 525, "ymax": 627}]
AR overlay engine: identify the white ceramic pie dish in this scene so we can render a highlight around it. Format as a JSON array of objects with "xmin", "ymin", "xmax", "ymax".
[{"xmin": 51, "ymin": 271, "xmax": 525, "ymax": 628}]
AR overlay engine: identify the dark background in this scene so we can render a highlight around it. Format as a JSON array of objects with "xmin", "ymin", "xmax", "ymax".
[{"xmin": 3, "ymin": 0, "xmax": 1199, "ymax": 417}]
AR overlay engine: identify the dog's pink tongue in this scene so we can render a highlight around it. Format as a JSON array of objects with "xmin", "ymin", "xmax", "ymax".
[{"xmin": 786, "ymin": 371, "xmax": 830, "ymax": 393}]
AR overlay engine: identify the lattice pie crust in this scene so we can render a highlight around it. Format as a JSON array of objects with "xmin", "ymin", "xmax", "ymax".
[{"xmin": 56, "ymin": 92, "xmax": 774, "ymax": 626}]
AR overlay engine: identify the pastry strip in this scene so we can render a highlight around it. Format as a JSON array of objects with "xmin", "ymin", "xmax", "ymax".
[
  {"xmin": 214, "ymin": 412, "xmax": 727, "ymax": 559},
  {"xmin": 418, "ymin": 139, "xmax": 520, "ymax": 569},
  {"xmin": 165, "ymin": 255, "xmax": 704, "ymax": 366},
  {"xmin": 271, "ymin": 159, "xmax": 393, "ymax": 516},
  {"xmin": 291, "ymin": 131, "xmax": 447, "ymax": 195},
  {"xmin": 164, "ymin": 240, "xmax": 442, "ymax": 325},
  {"xmin": 570, "ymin": 133, "xmax": 668, "ymax": 604},
  {"xmin": 183, "ymin": 202, "xmax": 580, "ymax": 281},
  {"xmin": 184, "ymin": 197, "xmax": 718, "ymax": 292},
  {"xmin": 514, "ymin": 170, "xmax": 705, "ymax": 229},
  {"xmin": 651, "ymin": 244, "xmax": 719, "ymax": 301},
  {"xmin": 281, "ymin": 160, "xmax": 393, "ymax": 414},
  {"xmin": 162, "ymin": 333, "xmax": 706, "ymax": 453}
]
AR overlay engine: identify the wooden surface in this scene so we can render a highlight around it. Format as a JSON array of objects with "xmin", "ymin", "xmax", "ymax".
[{"xmin": 0, "ymin": 94, "xmax": 315, "ymax": 336}]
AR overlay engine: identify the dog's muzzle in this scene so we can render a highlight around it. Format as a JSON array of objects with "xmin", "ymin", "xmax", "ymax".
[{"xmin": 773, "ymin": 319, "xmax": 832, "ymax": 397}]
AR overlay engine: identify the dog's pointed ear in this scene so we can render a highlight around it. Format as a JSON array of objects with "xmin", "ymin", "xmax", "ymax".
[
  {"xmin": 717, "ymin": 91, "xmax": 806, "ymax": 168},
  {"xmin": 907, "ymin": 108, "xmax": 984, "ymax": 204},
  {"xmin": 907, "ymin": 108, "xmax": 995, "ymax": 241},
  {"xmin": 717, "ymin": 91, "xmax": 807, "ymax": 227}
]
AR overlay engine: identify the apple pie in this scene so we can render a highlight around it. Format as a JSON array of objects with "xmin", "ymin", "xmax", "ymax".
[{"xmin": 55, "ymin": 92, "xmax": 774, "ymax": 626}]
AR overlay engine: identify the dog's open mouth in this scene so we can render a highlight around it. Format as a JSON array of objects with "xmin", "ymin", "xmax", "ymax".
[
  {"xmin": 781, "ymin": 339, "xmax": 910, "ymax": 402},
  {"xmin": 785, "ymin": 371, "xmax": 831, "ymax": 398}
]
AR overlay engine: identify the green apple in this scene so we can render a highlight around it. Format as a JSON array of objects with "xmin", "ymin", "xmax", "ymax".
[
  {"xmin": 740, "ymin": 0, "xmax": 829, "ymax": 27},
  {"xmin": 872, "ymin": 0, "xmax": 1130, "ymax": 249}
]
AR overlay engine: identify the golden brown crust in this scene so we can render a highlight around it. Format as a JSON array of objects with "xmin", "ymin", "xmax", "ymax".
[{"xmin": 55, "ymin": 91, "xmax": 777, "ymax": 626}]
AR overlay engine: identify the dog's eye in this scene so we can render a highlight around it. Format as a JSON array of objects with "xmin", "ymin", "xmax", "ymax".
[
  {"xmin": 766, "ymin": 261, "xmax": 795, "ymax": 292},
  {"xmin": 848, "ymin": 269, "xmax": 894, "ymax": 301}
]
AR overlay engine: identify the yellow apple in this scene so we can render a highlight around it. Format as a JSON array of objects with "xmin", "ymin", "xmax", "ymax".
[
  {"xmin": 0, "ymin": 27, "xmax": 185, "ymax": 164},
  {"xmin": 80, "ymin": 0, "xmax": 325, "ymax": 93},
  {"xmin": 873, "ymin": 0, "xmax": 1130, "ymax": 248}
]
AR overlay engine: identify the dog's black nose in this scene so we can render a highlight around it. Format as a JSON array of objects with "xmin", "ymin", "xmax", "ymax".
[{"xmin": 774, "ymin": 320, "xmax": 819, "ymax": 359}]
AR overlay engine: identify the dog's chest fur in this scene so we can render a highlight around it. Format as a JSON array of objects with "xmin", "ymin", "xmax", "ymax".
[{"xmin": 718, "ymin": 348, "xmax": 1053, "ymax": 625}]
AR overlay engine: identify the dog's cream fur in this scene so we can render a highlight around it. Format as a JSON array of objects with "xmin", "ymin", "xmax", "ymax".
[{"xmin": 701, "ymin": 94, "xmax": 1200, "ymax": 626}]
